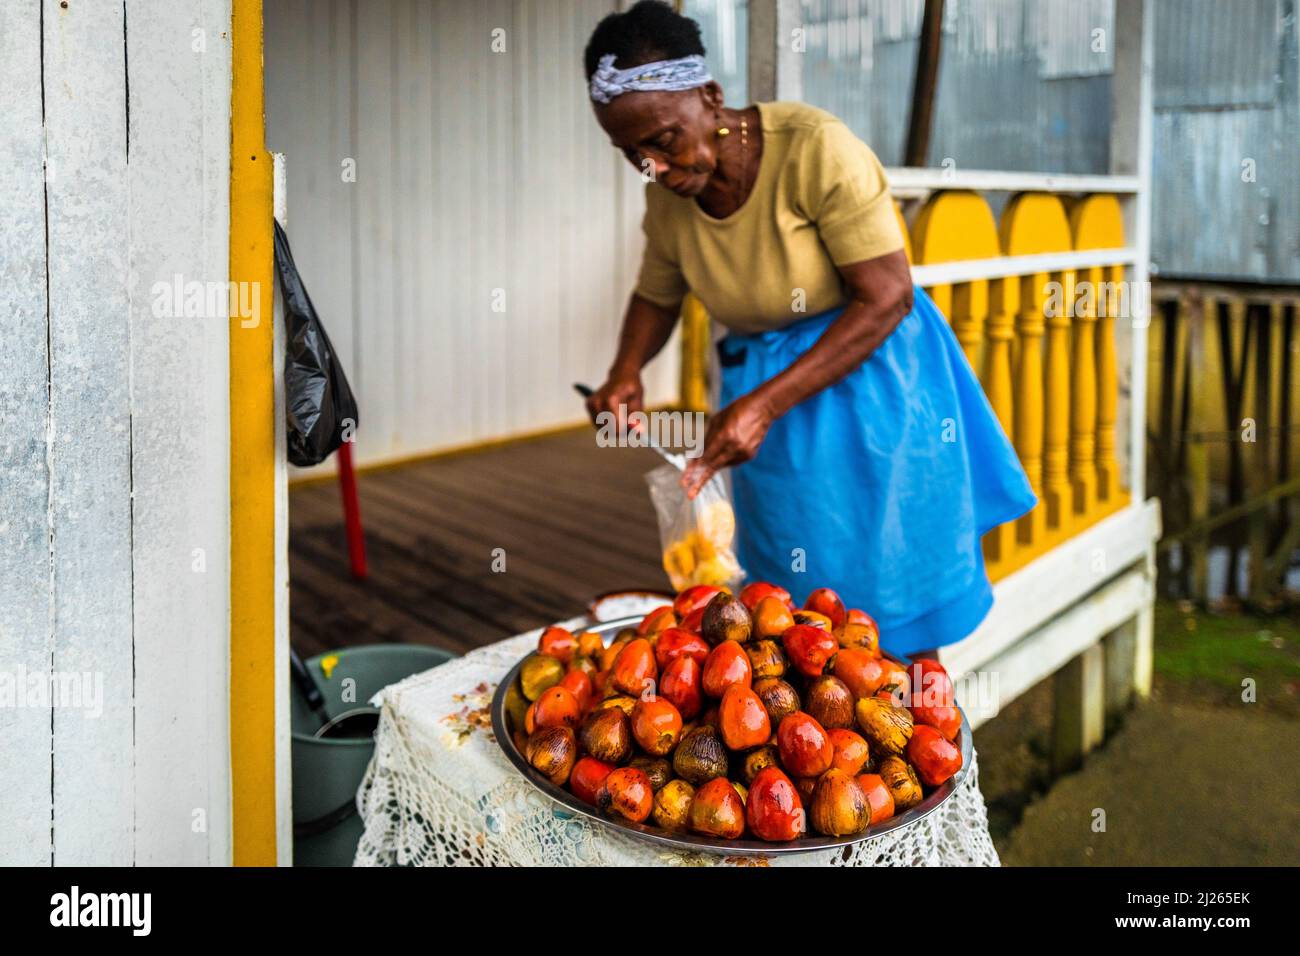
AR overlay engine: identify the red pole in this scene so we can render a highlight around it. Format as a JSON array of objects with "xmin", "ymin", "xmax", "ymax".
[{"xmin": 337, "ymin": 440, "xmax": 368, "ymax": 580}]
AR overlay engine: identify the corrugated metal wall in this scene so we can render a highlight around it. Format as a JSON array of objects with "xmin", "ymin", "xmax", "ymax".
[
  {"xmin": 265, "ymin": 0, "xmax": 680, "ymax": 467},
  {"xmin": 798, "ymin": 0, "xmax": 1113, "ymax": 173},
  {"xmin": 1149, "ymin": 0, "xmax": 1299, "ymax": 283},
  {"xmin": 1153, "ymin": 0, "xmax": 1279, "ymax": 109}
]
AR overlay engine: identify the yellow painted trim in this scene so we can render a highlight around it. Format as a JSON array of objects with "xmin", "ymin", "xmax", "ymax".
[{"xmin": 229, "ymin": 0, "xmax": 277, "ymax": 866}]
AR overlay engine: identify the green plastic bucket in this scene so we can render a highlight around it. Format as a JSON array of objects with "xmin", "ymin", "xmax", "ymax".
[{"xmin": 291, "ymin": 644, "xmax": 455, "ymax": 867}]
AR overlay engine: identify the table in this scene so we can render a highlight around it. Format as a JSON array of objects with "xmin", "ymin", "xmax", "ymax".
[{"xmin": 354, "ymin": 609, "xmax": 1001, "ymax": 867}]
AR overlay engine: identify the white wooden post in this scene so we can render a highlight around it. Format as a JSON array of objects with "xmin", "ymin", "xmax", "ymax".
[
  {"xmin": 1110, "ymin": 0, "xmax": 1157, "ymax": 704},
  {"xmin": 1052, "ymin": 643, "xmax": 1106, "ymax": 774},
  {"xmin": 273, "ymin": 151, "xmax": 293, "ymax": 866},
  {"xmin": 126, "ymin": 0, "xmax": 236, "ymax": 865},
  {"xmin": 1103, "ymin": 618, "xmax": 1137, "ymax": 716},
  {"xmin": 1111, "ymin": 0, "xmax": 1155, "ymax": 503},
  {"xmin": 43, "ymin": 0, "xmax": 135, "ymax": 866},
  {"xmin": 747, "ymin": 0, "xmax": 803, "ymax": 102},
  {"xmin": 0, "ymin": 0, "xmax": 236, "ymax": 865},
  {"xmin": 0, "ymin": 0, "xmax": 54, "ymax": 866},
  {"xmin": 1134, "ymin": 548, "xmax": 1157, "ymax": 698}
]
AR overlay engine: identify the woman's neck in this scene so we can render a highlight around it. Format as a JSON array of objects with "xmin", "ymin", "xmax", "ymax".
[{"xmin": 696, "ymin": 106, "xmax": 762, "ymax": 219}]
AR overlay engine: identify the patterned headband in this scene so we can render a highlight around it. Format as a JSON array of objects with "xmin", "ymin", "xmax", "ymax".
[{"xmin": 589, "ymin": 53, "xmax": 713, "ymax": 104}]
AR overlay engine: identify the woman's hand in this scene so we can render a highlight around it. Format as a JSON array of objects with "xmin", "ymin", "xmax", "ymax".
[
  {"xmin": 681, "ymin": 393, "xmax": 775, "ymax": 498},
  {"xmin": 585, "ymin": 370, "xmax": 644, "ymax": 431}
]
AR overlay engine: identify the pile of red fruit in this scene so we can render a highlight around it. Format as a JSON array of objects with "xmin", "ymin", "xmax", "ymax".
[{"xmin": 501, "ymin": 583, "xmax": 964, "ymax": 843}]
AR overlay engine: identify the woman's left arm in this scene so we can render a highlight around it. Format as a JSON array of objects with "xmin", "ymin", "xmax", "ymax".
[{"xmin": 681, "ymin": 249, "xmax": 913, "ymax": 497}]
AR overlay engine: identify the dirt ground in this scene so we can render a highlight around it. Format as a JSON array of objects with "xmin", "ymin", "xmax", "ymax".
[
  {"xmin": 972, "ymin": 601, "xmax": 1300, "ymax": 866},
  {"xmin": 993, "ymin": 700, "xmax": 1300, "ymax": 865}
]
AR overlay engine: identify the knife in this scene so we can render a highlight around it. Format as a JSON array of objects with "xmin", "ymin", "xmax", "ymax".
[{"xmin": 574, "ymin": 382, "xmax": 686, "ymax": 471}]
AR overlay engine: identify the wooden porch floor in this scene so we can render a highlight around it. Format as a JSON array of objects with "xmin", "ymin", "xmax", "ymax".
[{"xmin": 289, "ymin": 427, "xmax": 667, "ymax": 658}]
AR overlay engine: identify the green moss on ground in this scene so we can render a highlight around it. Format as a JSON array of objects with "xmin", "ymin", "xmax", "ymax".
[{"xmin": 1152, "ymin": 601, "xmax": 1300, "ymax": 715}]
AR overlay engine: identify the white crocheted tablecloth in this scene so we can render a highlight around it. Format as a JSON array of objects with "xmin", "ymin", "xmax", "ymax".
[{"xmin": 354, "ymin": 611, "xmax": 1000, "ymax": 867}]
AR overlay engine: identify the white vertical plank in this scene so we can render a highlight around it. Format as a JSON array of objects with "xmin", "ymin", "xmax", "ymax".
[
  {"xmin": 1112, "ymin": 0, "xmax": 1154, "ymax": 501},
  {"xmin": 42, "ymin": 0, "xmax": 134, "ymax": 865},
  {"xmin": 394, "ymin": 0, "xmax": 420, "ymax": 450},
  {"xmin": 421, "ymin": 2, "xmax": 455, "ymax": 448},
  {"xmin": 506, "ymin": 0, "xmax": 530, "ymax": 435},
  {"xmin": 425, "ymin": 3, "xmax": 462, "ymax": 448},
  {"xmin": 450, "ymin": 1, "xmax": 483, "ymax": 443},
  {"xmin": 272, "ymin": 152, "xmax": 293, "ymax": 865},
  {"xmin": 482, "ymin": 0, "xmax": 513, "ymax": 439},
  {"xmin": 305, "ymin": 0, "xmax": 350, "ymax": 395},
  {"xmin": 563, "ymin": 2, "xmax": 593, "ymax": 423},
  {"xmin": 328, "ymin": 0, "xmax": 360, "ymax": 405},
  {"xmin": 124, "ymin": 0, "xmax": 235, "ymax": 866},
  {"xmin": 354, "ymin": 0, "xmax": 399, "ymax": 460},
  {"xmin": 511, "ymin": 0, "xmax": 531, "ymax": 433},
  {"xmin": 412, "ymin": 0, "xmax": 444, "ymax": 452},
  {"xmin": 574, "ymin": 2, "xmax": 599, "ymax": 402},
  {"xmin": 0, "ymin": 0, "xmax": 53, "ymax": 866},
  {"xmin": 463, "ymin": 0, "xmax": 493, "ymax": 440}
]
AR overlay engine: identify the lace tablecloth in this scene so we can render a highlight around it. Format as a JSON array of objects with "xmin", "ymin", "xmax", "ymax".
[{"xmin": 354, "ymin": 612, "xmax": 1000, "ymax": 867}]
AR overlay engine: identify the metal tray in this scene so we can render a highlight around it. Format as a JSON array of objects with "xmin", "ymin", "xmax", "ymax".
[{"xmin": 491, "ymin": 614, "xmax": 972, "ymax": 857}]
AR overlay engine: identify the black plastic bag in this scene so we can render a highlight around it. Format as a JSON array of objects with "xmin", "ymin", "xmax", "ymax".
[{"xmin": 273, "ymin": 220, "xmax": 360, "ymax": 467}]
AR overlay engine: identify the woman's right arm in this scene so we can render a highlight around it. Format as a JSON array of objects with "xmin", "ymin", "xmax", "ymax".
[{"xmin": 585, "ymin": 293, "xmax": 681, "ymax": 428}]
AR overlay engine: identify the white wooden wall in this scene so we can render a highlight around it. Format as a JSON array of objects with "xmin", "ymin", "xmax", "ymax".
[
  {"xmin": 0, "ymin": 0, "xmax": 53, "ymax": 868},
  {"xmin": 0, "ymin": 0, "xmax": 234, "ymax": 865},
  {"xmin": 264, "ymin": 0, "xmax": 680, "ymax": 469}
]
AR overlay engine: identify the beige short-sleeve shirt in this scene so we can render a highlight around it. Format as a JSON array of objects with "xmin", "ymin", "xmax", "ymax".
[{"xmin": 634, "ymin": 101, "xmax": 905, "ymax": 334}]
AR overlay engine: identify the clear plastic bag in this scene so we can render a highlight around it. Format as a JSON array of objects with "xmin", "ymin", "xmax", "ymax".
[{"xmin": 645, "ymin": 464, "xmax": 743, "ymax": 591}]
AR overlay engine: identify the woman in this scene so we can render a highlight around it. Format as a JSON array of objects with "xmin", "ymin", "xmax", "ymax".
[{"xmin": 583, "ymin": 2, "xmax": 1035, "ymax": 658}]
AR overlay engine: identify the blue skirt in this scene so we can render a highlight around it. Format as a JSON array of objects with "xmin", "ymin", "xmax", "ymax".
[{"xmin": 718, "ymin": 287, "xmax": 1036, "ymax": 656}]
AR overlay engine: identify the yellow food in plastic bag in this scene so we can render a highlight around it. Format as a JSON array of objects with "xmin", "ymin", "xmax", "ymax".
[
  {"xmin": 660, "ymin": 501, "xmax": 739, "ymax": 590},
  {"xmin": 662, "ymin": 538, "xmax": 697, "ymax": 585}
]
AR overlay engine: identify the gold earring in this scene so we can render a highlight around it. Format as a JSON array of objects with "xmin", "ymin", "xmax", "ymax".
[{"xmin": 716, "ymin": 126, "xmax": 730, "ymax": 137}]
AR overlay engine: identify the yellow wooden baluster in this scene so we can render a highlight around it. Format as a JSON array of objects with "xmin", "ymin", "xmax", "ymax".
[
  {"xmin": 910, "ymin": 191, "xmax": 1017, "ymax": 575},
  {"xmin": 984, "ymin": 276, "xmax": 1018, "ymax": 434},
  {"xmin": 1096, "ymin": 259, "xmax": 1126, "ymax": 507},
  {"xmin": 1068, "ymin": 265, "xmax": 1099, "ymax": 517},
  {"xmin": 1043, "ymin": 264, "xmax": 1074, "ymax": 535},
  {"xmin": 1013, "ymin": 274, "xmax": 1046, "ymax": 550},
  {"xmin": 1070, "ymin": 195, "xmax": 1127, "ymax": 518},
  {"xmin": 1000, "ymin": 193, "xmax": 1072, "ymax": 555},
  {"xmin": 984, "ymin": 274, "xmax": 1018, "ymax": 569}
]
